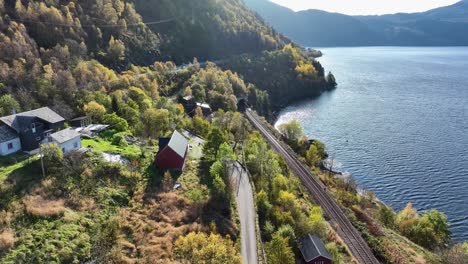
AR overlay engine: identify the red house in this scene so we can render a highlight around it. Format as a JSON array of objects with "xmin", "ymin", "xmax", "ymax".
[
  {"xmin": 155, "ymin": 130, "xmax": 189, "ymax": 171},
  {"xmin": 299, "ymin": 234, "xmax": 333, "ymax": 264}
]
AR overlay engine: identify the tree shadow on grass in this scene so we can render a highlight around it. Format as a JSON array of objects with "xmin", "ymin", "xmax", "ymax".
[
  {"xmin": 142, "ymin": 164, "xmax": 182, "ymax": 202},
  {"xmin": 197, "ymin": 159, "xmax": 238, "ymax": 239},
  {"xmin": 0, "ymin": 159, "xmax": 43, "ymax": 210},
  {"xmin": 200, "ymin": 196, "xmax": 238, "ymax": 240}
]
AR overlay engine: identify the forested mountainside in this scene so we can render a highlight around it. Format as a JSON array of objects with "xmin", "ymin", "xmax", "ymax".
[
  {"xmin": 0, "ymin": 0, "xmax": 297, "ymax": 120},
  {"xmin": 224, "ymin": 44, "xmax": 336, "ymax": 112},
  {"xmin": 1, "ymin": 0, "xmax": 286, "ymax": 66},
  {"xmin": 244, "ymin": 0, "xmax": 468, "ymax": 46},
  {"xmin": 135, "ymin": 0, "xmax": 287, "ymax": 62}
]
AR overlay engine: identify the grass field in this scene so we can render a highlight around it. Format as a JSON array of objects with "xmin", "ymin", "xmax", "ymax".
[
  {"xmin": 0, "ymin": 154, "xmax": 40, "ymax": 183},
  {"xmin": 82, "ymin": 137, "xmax": 142, "ymax": 158}
]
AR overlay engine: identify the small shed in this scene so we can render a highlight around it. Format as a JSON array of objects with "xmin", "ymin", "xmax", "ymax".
[
  {"xmin": 43, "ymin": 128, "xmax": 81, "ymax": 154},
  {"xmin": 299, "ymin": 234, "xmax": 333, "ymax": 264},
  {"xmin": 70, "ymin": 116, "xmax": 91, "ymax": 128},
  {"xmin": 155, "ymin": 130, "xmax": 189, "ymax": 171}
]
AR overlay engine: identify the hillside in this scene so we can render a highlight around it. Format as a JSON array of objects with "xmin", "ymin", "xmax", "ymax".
[
  {"xmin": 0, "ymin": 0, "xmax": 297, "ymax": 120},
  {"xmin": 0, "ymin": 0, "xmax": 286, "ymax": 68},
  {"xmin": 244, "ymin": 0, "xmax": 468, "ymax": 46},
  {"xmin": 135, "ymin": 0, "xmax": 287, "ymax": 62}
]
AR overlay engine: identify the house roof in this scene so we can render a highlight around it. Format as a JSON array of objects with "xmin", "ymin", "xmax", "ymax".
[
  {"xmin": 50, "ymin": 128, "xmax": 81, "ymax": 144},
  {"xmin": 166, "ymin": 130, "xmax": 188, "ymax": 158},
  {"xmin": 299, "ymin": 234, "xmax": 332, "ymax": 262},
  {"xmin": 0, "ymin": 125, "xmax": 19, "ymax": 142},
  {"xmin": 196, "ymin": 102, "xmax": 211, "ymax": 109},
  {"xmin": 70, "ymin": 116, "xmax": 89, "ymax": 122},
  {"xmin": 0, "ymin": 107, "xmax": 65, "ymax": 132},
  {"xmin": 182, "ymin": 95, "xmax": 195, "ymax": 101}
]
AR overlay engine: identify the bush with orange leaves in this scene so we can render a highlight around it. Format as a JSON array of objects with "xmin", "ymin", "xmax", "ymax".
[
  {"xmin": 174, "ymin": 231, "xmax": 241, "ymax": 264},
  {"xmin": 23, "ymin": 195, "xmax": 65, "ymax": 218},
  {"xmin": 0, "ymin": 229, "xmax": 15, "ymax": 251}
]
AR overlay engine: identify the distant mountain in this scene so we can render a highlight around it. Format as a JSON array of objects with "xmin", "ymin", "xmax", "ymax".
[{"xmin": 244, "ymin": 0, "xmax": 468, "ymax": 46}]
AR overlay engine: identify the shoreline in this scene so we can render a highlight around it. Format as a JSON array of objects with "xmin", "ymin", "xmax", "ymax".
[{"xmin": 270, "ymin": 96, "xmax": 463, "ymax": 244}]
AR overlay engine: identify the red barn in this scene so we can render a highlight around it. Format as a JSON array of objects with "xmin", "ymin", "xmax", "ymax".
[
  {"xmin": 299, "ymin": 234, "xmax": 333, "ymax": 264},
  {"xmin": 155, "ymin": 130, "xmax": 189, "ymax": 171}
]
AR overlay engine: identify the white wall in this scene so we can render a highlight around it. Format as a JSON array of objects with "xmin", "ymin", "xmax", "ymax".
[
  {"xmin": 59, "ymin": 137, "xmax": 81, "ymax": 154},
  {"xmin": 0, "ymin": 138, "xmax": 22, "ymax": 156}
]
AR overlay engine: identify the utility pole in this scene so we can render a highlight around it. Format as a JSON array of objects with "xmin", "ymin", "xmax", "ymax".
[{"xmin": 39, "ymin": 144, "xmax": 46, "ymax": 178}]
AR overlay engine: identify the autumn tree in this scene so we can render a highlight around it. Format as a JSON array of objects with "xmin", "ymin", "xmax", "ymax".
[
  {"xmin": 295, "ymin": 62, "xmax": 317, "ymax": 80},
  {"xmin": 210, "ymin": 161, "xmax": 226, "ymax": 197},
  {"xmin": 257, "ymin": 190, "xmax": 272, "ymax": 232},
  {"xmin": 203, "ymin": 127, "xmax": 227, "ymax": 160},
  {"xmin": 229, "ymin": 112, "xmax": 249, "ymax": 148},
  {"xmin": 279, "ymin": 120, "xmax": 303, "ymax": 142},
  {"xmin": 266, "ymin": 233, "xmax": 295, "ymax": 264},
  {"xmin": 41, "ymin": 143, "xmax": 64, "ymax": 175},
  {"xmin": 83, "ymin": 101, "xmax": 106, "ymax": 122},
  {"xmin": 107, "ymin": 36, "xmax": 125, "ymax": 61},
  {"xmin": 192, "ymin": 116, "xmax": 211, "ymax": 137},
  {"xmin": 307, "ymin": 206, "xmax": 328, "ymax": 239},
  {"xmin": 141, "ymin": 108, "xmax": 170, "ymax": 138},
  {"xmin": 421, "ymin": 209, "xmax": 451, "ymax": 246},
  {"xmin": 194, "ymin": 106, "xmax": 203, "ymax": 118},
  {"xmin": 0, "ymin": 94, "xmax": 20, "ymax": 116},
  {"xmin": 306, "ymin": 144, "xmax": 320, "ymax": 167},
  {"xmin": 396, "ymin": 203, "xmax": 450, "ymax": 249},
  {"xmin": 102, "ymin": 113, "xmax": 128, "ymax": 132},
  {"xmin": 377, "ymin": 205, "xmax": 396, "ymax": 228},
  {"xmin": 174, "ymin": 232, "xmax": 241, "ymax": 264}
]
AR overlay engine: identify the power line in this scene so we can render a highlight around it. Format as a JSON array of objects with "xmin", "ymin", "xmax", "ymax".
[{"xmin": 8, "ymin": 17, "xmax": 177, "ymax": 28}]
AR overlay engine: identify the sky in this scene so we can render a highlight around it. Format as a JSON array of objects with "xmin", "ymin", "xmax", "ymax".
[{"xmin": 269, "ymin": 0, "xmax": 461, "ymax": 15}]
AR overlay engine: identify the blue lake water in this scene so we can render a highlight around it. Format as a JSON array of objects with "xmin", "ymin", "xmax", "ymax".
[{"xmin": 275, "ymin": 47, "xmax": 468, "ymax": 242}]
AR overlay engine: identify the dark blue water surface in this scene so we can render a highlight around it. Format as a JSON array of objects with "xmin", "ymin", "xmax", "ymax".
[{"xmin": 275, "ymin": 47, "xmax": 468, "ymax": 242}]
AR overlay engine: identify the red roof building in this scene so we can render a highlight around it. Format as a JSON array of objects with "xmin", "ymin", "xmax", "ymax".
[
  {"xmin": 299, "ymin": 234, "xmax": 333, "ymax": 264},
  {"xmin": 155, "ymin": 130, "xmax": 189, "ymax": 171}
]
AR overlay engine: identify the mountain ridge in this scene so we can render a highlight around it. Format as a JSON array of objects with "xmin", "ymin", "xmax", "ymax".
[{"xmin": 244, "ymin": 0, "xmax": 468, "ymax": 46}]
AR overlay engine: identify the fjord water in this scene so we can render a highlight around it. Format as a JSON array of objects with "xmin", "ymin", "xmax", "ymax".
[{"xmin": 275, "ymin": 47, "xmax": 468, "ymax": 242}]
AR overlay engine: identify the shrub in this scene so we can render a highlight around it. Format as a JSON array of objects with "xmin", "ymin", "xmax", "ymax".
[
  {"xmin": 112, "ymin": 134, "xmax": 127, "ymax": 147},
  {"xmin": 352, "ymin": 206, "xmax": 384, "ymax": 237},
  {"xmin": 266, "ymin": 233, "xmax": 295, "ymax": 264},
  {"xmin": 102, "ymin": 113, "xmax": 128, "ymax": 132},
  {"xmin": 377, "ymin": 205, "xmax": 396, "ymax": 229},
  {"xmin": 23, "ymin": 195, "xmax": 65, "ymax": 218},
  {"xmin": 41, "ymin": 143, "xmax": 64, "ymax": 174},
  {"xmin": 0, "ymin": 229, "xmax": 14, "ymax": 251},
  {"xmin": 174, "ymin": 232, "xmax": 241, "ymax": 264}
]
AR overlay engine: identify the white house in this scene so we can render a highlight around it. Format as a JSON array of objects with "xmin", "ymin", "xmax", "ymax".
[
  {"xmin": 42, "ymin": 128, "xmax": 81, "ymax": 154},
  {"xmin": 0, "ymin": 125, "xmax": 22, "ymax": 156}
]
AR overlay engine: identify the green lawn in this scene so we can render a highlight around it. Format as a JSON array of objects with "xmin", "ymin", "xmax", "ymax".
[
  {"xmin": 0, "ymin": 154, "xmax": 40, "ymax": 183},
  {"xmin": 82, "ymin": 137, "xmax": 142, "ymax": 158}
]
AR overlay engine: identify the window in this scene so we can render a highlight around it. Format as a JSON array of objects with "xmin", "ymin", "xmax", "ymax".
[
  {"xmin": 31, "ymin": 123, "xmax": 36, "ymax": 133},
  {"xmin": 7, "ymin": 143, "xmax": 13, "ymax": 150},
  {"xmin": 74, "ymin": 142, "xmax": 78, "ymax": 148},
  {"xmin": 62, "ymin": 148, "xmax": 66, "ymax": 153}
]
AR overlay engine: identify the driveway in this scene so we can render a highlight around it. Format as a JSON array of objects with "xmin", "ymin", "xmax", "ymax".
[{"xmin": 229, "ymin": 161, "xmax": 258, "ymax": 264}]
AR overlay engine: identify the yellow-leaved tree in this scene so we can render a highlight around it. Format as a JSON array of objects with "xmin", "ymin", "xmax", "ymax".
[{"xmin": 174, "ymin": 232, "xmax": 241, "ymax": 264}]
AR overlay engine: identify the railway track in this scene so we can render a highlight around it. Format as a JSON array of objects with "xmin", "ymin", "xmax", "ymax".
[{"xmin": 245, "ymin": 109, "xmax": 380, "ymax": 264}]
